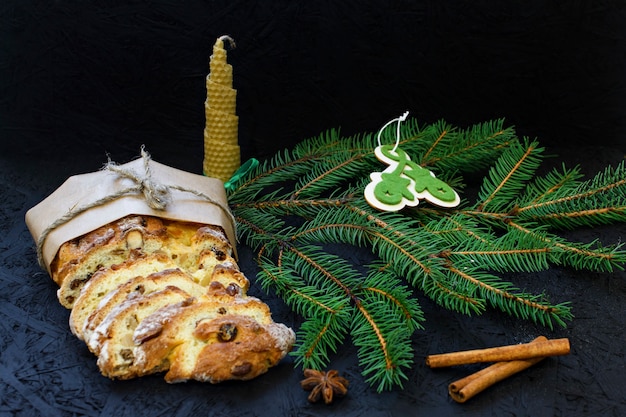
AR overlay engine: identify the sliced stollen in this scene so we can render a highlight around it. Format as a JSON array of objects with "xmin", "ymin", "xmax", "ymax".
[
  {"xmin": 69, "ymin": 253, "xmax": 178, "ymax": 340},
  {"xmin": 92, "ymin": 287, "xmax": 197, "ymax": 379},
  {"xmin": 131, "ymin": 298, "xmax": 296, "ymax": 383},
  {"xmin": 77, "ymin": 253, "xmax": 247, "ymax": 342},
  {"xmin": 54, "ymin": 216, "xmax": 168, "ymax": 306},
  {"xmin": 26, "ymin": 155, "xmax": 297, "ymax": 385},
  {"xmin": 54, "ymin": 215, "xmax": 233, "ymax": 308},
  {"xmin": 81, "ymin": 268, "xmax": 209, "ymax": 347}
]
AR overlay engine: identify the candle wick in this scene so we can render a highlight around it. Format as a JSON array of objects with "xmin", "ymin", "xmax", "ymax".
[{"xmin": 218, "ymin": 35, "xmax": 236, "ymax": 50}]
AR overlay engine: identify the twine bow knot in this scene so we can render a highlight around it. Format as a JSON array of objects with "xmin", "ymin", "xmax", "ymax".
[{"xmin": 104, "ymin": 146, "xmax": 171, "ymax": 210}]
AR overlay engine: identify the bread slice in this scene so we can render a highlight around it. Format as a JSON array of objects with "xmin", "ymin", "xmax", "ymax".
[
  {"xmin": 131, "ymin": 299, "xmax": 296, "ymax": 383},
  {"xmin": 75, "ymin": 255, "xmax": 248, "ymax": 342},
  {"xmin": 81, "ymin": 268, "xmax": 209, "ymax": 347},
  {"xmin": 92, "ymin": 287, "xmax": 196, "ymax": 379},
  {"xmin": 54, "ymin": 215, "xmax": 233, "ymax": 308},
  {"xmin": 52, "ymin": 216, "xmax": 169, "ymax": 288},
  {"xmin": 69, "ymin": 253, "xmax": 178, "ymax": 340}
]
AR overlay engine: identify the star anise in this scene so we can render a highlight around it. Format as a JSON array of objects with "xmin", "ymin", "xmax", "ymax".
[{"xmin": 300, "ymin": 368, "xmax": 349, "ymax": 404}]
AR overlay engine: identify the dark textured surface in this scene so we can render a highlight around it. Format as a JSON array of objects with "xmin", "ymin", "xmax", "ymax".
[{"xmin": 1, "ymin": 1, "xmax": 626, "ymax": 416}]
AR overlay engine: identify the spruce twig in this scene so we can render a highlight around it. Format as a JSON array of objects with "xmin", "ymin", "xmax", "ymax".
[{"xmin": 228, "ymin": 117, "xmax": 626, "ymax": 392}]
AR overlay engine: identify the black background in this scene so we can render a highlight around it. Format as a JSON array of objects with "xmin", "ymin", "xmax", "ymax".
[
  {"xmin": 1, "ymin": 1, "xmax": 625, "ymax": 416},
  {"xmin": 2, "ymin": 0, "xmax": 625, "ymax": 166}
]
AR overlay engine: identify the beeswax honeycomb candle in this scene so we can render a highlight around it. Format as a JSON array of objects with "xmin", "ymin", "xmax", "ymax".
[
  {"xmin": 205, "ymin": 82, "xmax": 237, "ymax": 115},
  {"xmin": 203, "ymin": 35, "xmax": 240, "ymax": 182},
  {"xmin": 205, "ymin": 108, "xmax": 239, "ymax": 144},
  {"xmin": 208, "ymin": 37, "xmax": 233, "ymax": 87}
]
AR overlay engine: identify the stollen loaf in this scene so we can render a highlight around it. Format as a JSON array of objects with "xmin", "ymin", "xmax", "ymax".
[{"xmin": 48, "ymin": 214, "xmax": 295, "ymax": 383}]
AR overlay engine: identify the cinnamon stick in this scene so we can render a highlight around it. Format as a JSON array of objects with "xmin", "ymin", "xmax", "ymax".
[
  {"xmin": 425, "ymin": 336, "xmax": 569, "ymax": 368},
  {"xmin": 447, "ymin": 336, "xmax": 549, "ymax": 403}
]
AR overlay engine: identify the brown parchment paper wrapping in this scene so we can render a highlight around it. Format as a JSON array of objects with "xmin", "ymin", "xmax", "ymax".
[{"xmin": 25, "ymin": 156, "xmax": 237, "ymax": 275}]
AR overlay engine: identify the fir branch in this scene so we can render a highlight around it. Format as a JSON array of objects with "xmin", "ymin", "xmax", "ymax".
[
  {"xmin": 293, "ymin": 310, "xmax": 352, "ymax": 371},
  {"xmin": 420, "ymin": 268, "xmax": 487, "ymax": 316},
  {"xmin": 476, "ymin": 138, "xmax": 545, "ymax": 213},
  {"xmin": 291, "ymin": 201, "xmax": 434, "ymax": 268},
  {"xmin": 257, "ymin": 253, "xmax": 354, "ymax": 371},
  {"xmin": 442, "ymin": 223, "xmax": 552, "ymax": 273},
  {"xmin": 227, "ymin": 116, "xmax": 626, "ymax": 392},
  {"xmin": 517, "ymin": 160, "xmax": 626, "ymax": 229},
  {"xmin": 417, "ymin": 119, "xmax": 517, "ymax": 172},
  {"xmin": 443, "ymin": 265, "xmax": 572, "ymax": 329},
  {"xmin": 418, "ymin": 120, "xmax": 452, "ymax": 163},
  {"xmin": 521, "ymin": 163, "xmax": 584, "ymax": 206},
  {"xmin": 350, "ymin": 300, "xmax": 415, "ymax": 392},
  {"xmin": 357, "ymin": 277, "xmax": 424, "ymax": 333},
  {"xmin": 292, "ymin": 153, "xmax": 370, "ymax": 199},
  {"xmin": 251, "ymin": 215, "xmax": 423, "ymax": 385},
  {"xmin": 506, "ymin": 221, "xmax": 626, "ymax": 272}
]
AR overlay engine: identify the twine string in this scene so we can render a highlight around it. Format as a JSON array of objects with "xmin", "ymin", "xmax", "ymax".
[
  {"xmin": 377, "ymin": 111, "xmax": 410, "ymax": 152},
  {"xmin": 35, "ymin": 146, "xmax": 237, "ymax": 269}
]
